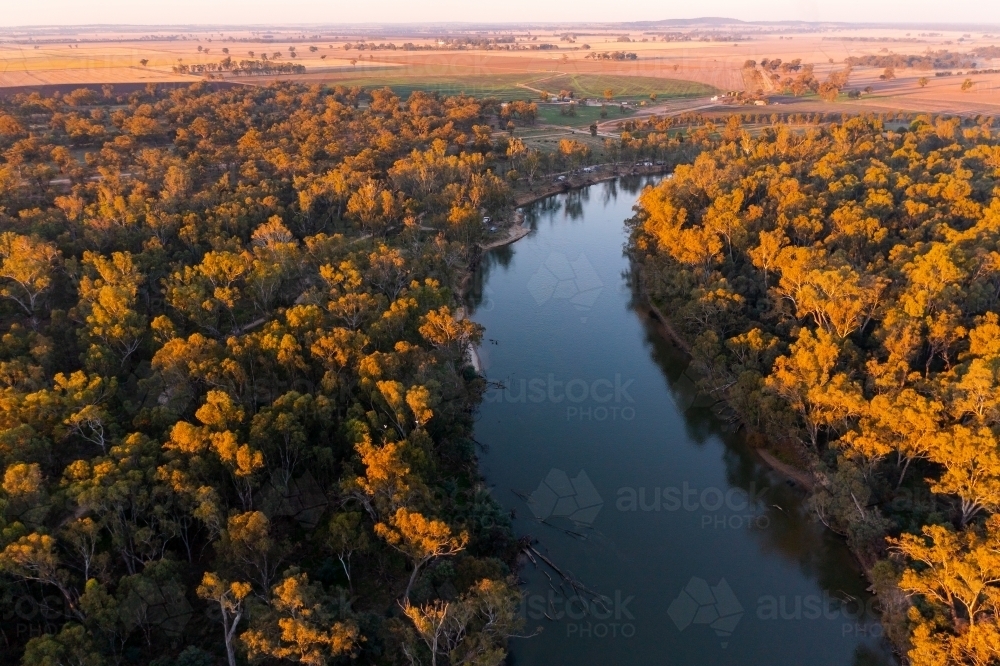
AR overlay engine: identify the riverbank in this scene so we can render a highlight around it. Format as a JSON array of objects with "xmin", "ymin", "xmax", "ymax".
[
  {"xmin": 459, "ymin": 166, "xmax": 665, "ymax": 299},
  {"xmin": 644, "ymin": 299, "xmax": 691, "ymax": 355},
  {"xmin": 631, "ymin": 225, "xmax": 901, "ymax": 661},
  {"xmin": 643, "ymin": 291, "xmax": 817, "ymax": 489},
  {"xmin": 472, "ymin": 163, "xmax": 674, "ymax": 258},
  {"xmin": 639, "ymin": 293, "xmax": 818, "ymax": 491},
  {"xmin": 512, "ymin": 163, "xmax": 670, "ymax": 209},
  {"xmin": 479, "ymin": 212, "xmax": 531, "ymax": 252}
]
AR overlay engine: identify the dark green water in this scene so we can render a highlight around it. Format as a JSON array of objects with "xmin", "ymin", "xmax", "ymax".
[{"xmin": 466, "ymin": 177, "xmax": 896, "ymax": 666}]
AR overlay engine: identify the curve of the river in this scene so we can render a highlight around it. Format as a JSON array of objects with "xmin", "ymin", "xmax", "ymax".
[{"xmin": 465, "ymin": 177, "xmax": 896, "ymax": 666}]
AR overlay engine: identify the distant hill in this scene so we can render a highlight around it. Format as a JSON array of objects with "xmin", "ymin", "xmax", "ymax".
[{"xmin": 636, "ymin": 17, "xmax": 748, "ymax": 26}]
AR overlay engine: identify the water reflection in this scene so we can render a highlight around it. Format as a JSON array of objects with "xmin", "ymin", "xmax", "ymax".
[
  {"xmin": 636, "ymin": 306, "xmax": 872, "ymax": 591},
  {"xmin": 469, "ymin": 179, "xmax": 896, "ymax": 666}
]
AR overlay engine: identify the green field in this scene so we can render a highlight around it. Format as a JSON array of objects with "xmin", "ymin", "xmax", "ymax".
[
  {"xmin": 535, "ymin": 103, "xmax": 641, "ymax": 127},
  {"xmin": 322, "ymin": 72, "xmax": 549, "ymax": 99},
  {"xmin": 321, "ymin": 72, "xmax": 716, "ymax": 102},
  {"xmin": 541, "ymin": 74, "xmax": 716, "ymax": 100}
]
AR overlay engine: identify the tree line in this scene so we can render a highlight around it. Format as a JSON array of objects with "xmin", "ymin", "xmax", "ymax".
[
  {"xmin": 844, "ymin": 51, "xmax": 980, "ymax": 70},
  {"xmin": 172, "ymin": 58, "xmax": 307, "ymax": 77}
]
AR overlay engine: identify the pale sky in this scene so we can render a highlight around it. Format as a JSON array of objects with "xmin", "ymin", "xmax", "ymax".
[{"xmin": 2, "ymin": 0, "xmax": 999, "ymax": 28}]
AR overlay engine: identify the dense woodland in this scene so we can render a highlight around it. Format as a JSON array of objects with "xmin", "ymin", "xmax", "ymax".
[
  {"xmin": 0, "ymin": 81, "xmax": 527, "ymax": 665},
  {"xmin": 8, "ymin": 73, "xmax": 1000, "ymax": 666},
  {"xmin": 630, "ymin": 114, "xmax": 1000, "ymax": 664}
]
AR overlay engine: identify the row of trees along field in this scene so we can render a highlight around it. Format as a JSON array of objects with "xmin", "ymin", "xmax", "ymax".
[
  {"xmin": 0, "ymin": 82, "xmax": 526, "ymax": 666},
  {"xmin": 629, "ymin": 113, "xmax": 1000, "ymax": 665}
]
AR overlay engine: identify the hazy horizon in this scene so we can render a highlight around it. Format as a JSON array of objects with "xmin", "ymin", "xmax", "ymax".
[{"xmin": 2, "ymin": 1, "xmax": 999, "ymax": 29}]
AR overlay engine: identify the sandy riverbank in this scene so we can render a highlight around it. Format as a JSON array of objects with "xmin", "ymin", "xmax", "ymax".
[{"xmin": 479, "ymin": 219, "xmax": 531, "ymax": 252}]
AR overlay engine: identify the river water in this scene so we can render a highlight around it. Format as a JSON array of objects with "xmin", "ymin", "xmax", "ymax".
[{"xmin": 465, "ymin": 177, "xmax": 896, "ymax": 666}]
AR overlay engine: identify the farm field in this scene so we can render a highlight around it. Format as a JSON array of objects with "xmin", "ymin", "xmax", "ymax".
[
  {"xmin": 4, "ymin": 24, "xmax": 1000, "ymax": 116},
  {"xmin": 253, "ymin": 64, "xmax": 717, "ymax": 102},
  {"xmin": 298, "ymin": 72, "xmax": 715, "ymax": 102},
  {"xmin": 535, "ymin": 103, "xmax": 610, "ymax": 127}
]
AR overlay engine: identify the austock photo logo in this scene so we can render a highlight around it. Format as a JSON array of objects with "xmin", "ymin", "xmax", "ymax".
[
  {"xmin": 754, "ymin": 590, "xmax": 884, "ymax": 639},
  {"xmin": 483, "ymin": 373, "xmax": 637, "ymax": 421},
  {"xmin": 518, "ymin": 470, "xmax": 638, "ymax": 639},
  {"xmin": 526, "ymin": 251, "xmax": 603, "ymax": 322},
  {"xmin": 521, "ymin": 468, "xmax": 770, "ymax": 531},
  {"xmin": 616, "ymin": 482, "xmax": 771, "ymax": 530},
  {"xmin": 527, "ymin": 468, "xmax": 604, "ymax": 526},
  {"xmin": 667, "ymin": 578, "xmax": 885, "ymax": 649},
  {"xmin": 668, "ymin": 577, "xmax": 744, "ymax": 649},
  {"xmin": 1, "ymin": 584, "xmax": 194, "ymax": 640},
  {"xmin": 520, "ymin": 588, "xmax": 637, "ymax": 639},
  {"xmin": 516, "ymin": 460, "xmax": 877, "ymax": 647}
]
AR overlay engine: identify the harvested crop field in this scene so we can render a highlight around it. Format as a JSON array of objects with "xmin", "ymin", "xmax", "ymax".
[
  {"xmin": 4, "ymin": 26, "xmax": 1000, "ymax": 116},
  {"xmin": 0, "ymin": 43, "xmax": 198, "ymax": 87}
]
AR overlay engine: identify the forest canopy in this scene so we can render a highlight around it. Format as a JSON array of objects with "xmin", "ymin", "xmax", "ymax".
[
  {"xmin": 630, "ymin": 113, "xmax": 1000, "ymax": 664},
  {"xmin": 0, "ymin": 81, "xmax": 522, "ymax": 666}
]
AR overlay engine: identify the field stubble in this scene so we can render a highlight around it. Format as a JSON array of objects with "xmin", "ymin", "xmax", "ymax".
[{"xmin": 5, "ymin": 30, "xmax": 1000, "ymax": 115}]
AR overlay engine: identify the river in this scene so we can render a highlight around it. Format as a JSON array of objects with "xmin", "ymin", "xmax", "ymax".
[{"xmin": 465, "ymin": 177, "xmax": 896, "ymax": 666}]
